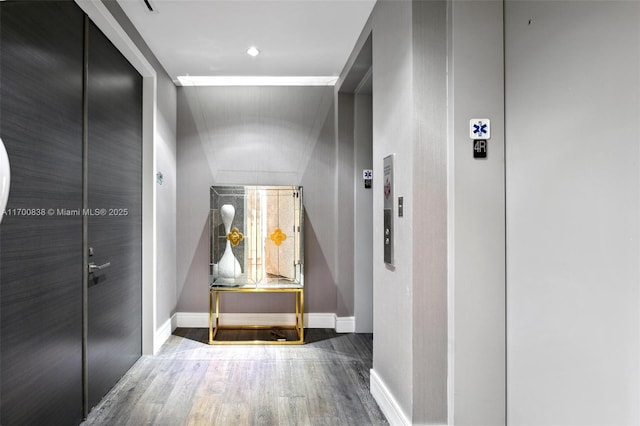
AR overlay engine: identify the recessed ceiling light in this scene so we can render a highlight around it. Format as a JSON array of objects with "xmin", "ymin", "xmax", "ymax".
[{"xmin": 246, "ymin": 46, "xmax": 260, "ymax": 57}]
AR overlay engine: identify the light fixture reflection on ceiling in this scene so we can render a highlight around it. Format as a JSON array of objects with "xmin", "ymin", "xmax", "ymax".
[
  {"xmin": 176, "ymin": 76, "xmax": 338, "ymax": 87},
  {"xmin": 246, "ymin": 46, "xmax": 260, "ymax": 57}
]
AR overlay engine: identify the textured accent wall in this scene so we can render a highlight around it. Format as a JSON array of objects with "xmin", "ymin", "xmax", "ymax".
[
  {"xmin": 0, "ymin": 1, "xmax": 148, "ymax": 425},
  {"xmin": 411, "ymin": 0, "xmax": 449, "ymax": 422},
  {"xmin": 0, "ymin": 3, "xmax": 85, "ymax": 424},
  {"xmin": 86, "ymin": 19, "xmax": 143, "ymax": 410},
  {"xmin": 0, "ymin": 2, "xmax": 146, "ymax": 423},
  {"xmin": 176, "ymin": 86, "xmax": 337, "ymax": 314}
]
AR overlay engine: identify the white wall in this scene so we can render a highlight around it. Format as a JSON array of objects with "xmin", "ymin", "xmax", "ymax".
[{"xmin": 506, "ymin": 1, "xmax": 640, "ymax": 424}]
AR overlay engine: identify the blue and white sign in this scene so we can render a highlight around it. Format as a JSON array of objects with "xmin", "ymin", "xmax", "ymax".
[
  {"xmin": 470, "ymin": 118, "xmax": 491, "ymax": 139},
  {"xmin": 363, "ymin": 169, "xmax": 373, "ymax": 180}
]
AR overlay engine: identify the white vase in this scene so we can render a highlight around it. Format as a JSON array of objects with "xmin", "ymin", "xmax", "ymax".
[
  {"xmin": 0, "ymin": 137, "xmax": 10, "ymax": 223},
  {"xmin": 215, "ymin": 204, "xmax": 242, "ymax": 282}
]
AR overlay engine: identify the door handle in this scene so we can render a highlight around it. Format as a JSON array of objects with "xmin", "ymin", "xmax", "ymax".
[{"xmin": 88, "ymin": 262, "xmax": 111, "ymax": 273}]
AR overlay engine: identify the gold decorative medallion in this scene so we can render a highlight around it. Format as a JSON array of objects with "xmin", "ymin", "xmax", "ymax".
[
  {"xmin": 227, "ymin": 227, "xmax": 244, "ymax": 246},
  {"xmin": 269, "ymin": 228, "xmax": 287, "ymax": 246}
]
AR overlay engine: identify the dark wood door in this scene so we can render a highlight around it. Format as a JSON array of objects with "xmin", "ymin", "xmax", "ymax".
[
  {"xmin": 86, "ymin": 21, "xmax": 142, "ymax": 411},
  {"xmin": 0, "ymin": 2, "xmax": 85, "ymax": 425}
]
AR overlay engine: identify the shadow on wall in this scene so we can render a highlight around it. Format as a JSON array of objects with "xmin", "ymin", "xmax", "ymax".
[
  {"xmin": 179, "ymin": 86, "xmax": 334, "ymax": 184},
  {"xmin": 175, "ymin": 85, "xmax": 338, "ymax": 315},
  {"xmin": 304, "ymin": 211, "xmax": 338, "ymax": 313},
  {"xmin": 175, "ymin": 89, "xmax": 216, "ymax": 313},
  {"xmin": 175, "ymin": 209, "xmax": 339, "ymax": 314},
  {"xmin": 176, "ymin": 218, "xmax": 210, "ymax": 312}
]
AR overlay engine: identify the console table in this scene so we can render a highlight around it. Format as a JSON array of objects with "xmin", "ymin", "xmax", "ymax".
[{"xmin": 209, "ymin": 283, "xmax": 304, "ymax": 345}]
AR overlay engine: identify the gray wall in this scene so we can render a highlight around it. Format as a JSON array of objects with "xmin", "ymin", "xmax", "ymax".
[
  {"xmin": 335, "ymin": 32, "xmax": 374, "ymax": 330},
  {"xmin": 411, "ymin": 0, "xmax": 449, "ymax": 422},
  {"xmin": 336, "ymin": 92, "xmax": 356, "ymax": 317},
  {"xmin": 449, "ymin": 0, "xmax": 506, "ymax": 424},
  {"xmin": 370, "ymin": 0, "xmax": 416, "ymax": 419},
  {"xmin": 353, "ymin": 91, "xmax": 373, "ymax": 333},
  {"xmin": 345, "ymin": 0, "xmax": 506, "ymax": 423},
  {"xmin": 506, "ymin": 1, "xmax": 640, "ymax": 424},
  {"xmin": 103, "ymin": 1, "xmax": 178, "ymax": 332},
  {"xmin": 334, "ymin": 87, "xmax": 374, "ymax": 329},
  {"xmin": 155, "ymin": 75, "xmax": 178, "ymax": 325},
  {"xmin": 176, "ymin": 86, "xmax": 337, "ymax": 314},
  {"xmin": 300, "ymin": 93, "xmax": 339, "ymax": 314}
]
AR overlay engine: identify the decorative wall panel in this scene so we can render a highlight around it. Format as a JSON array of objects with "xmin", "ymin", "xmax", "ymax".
[{"xmin": 0, "ymin": 2, "xmax": 84, "ymax": 424}]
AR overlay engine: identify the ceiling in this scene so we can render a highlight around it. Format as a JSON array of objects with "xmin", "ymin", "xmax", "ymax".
[{"xmin": 117, "ymin": 0, "xmax": 376, "ymax": 85}]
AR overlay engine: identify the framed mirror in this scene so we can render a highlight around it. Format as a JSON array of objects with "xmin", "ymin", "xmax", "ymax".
[{"xmin": 210, "ymin": 185, "xmax": 303, "ymax": 287}]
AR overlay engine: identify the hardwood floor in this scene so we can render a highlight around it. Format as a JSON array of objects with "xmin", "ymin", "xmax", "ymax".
[{"xmin": 82, "ymin": 329, "xmax": 388, "ymax": 425}]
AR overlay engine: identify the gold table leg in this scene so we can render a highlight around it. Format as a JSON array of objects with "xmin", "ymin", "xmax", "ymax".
[
  {"xmin": 208, "ymin": 288, "xmax": 304, "ymax": 345},
  {"xmin": 299, "ymin": 289, "xmax": 305, "ymax": 343},
  {"xmin": 208, "ymin": 290, "xmax": 213, "ymax": 344}
]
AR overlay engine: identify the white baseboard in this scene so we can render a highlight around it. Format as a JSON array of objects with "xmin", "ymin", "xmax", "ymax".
[
  {"xmin": 370, "ymin": 369, "xmax": 411, "ymax": 426},
  {"xmin": 336, "ymin": 316, "xmax": 355, "ymax": 333},
  {"xmin": 154, "ymin": 316, "xmax": 173, "ymax": 354},
  {"xmin": 175, "ymin": 312, "xmax": 208, "ymax": 328},
  {"xmin": 171, "ymin": 312, "xmax": 178, "ymax": 331},
  {"xmin": 306, "ymin": 313, "xmax": 336, "ymax": 328},
  {"xmin": 173, "ymin": 312, "xmax": 353, "ymax": 331}
]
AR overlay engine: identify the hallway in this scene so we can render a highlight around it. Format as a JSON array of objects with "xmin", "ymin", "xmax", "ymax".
[{"xmin": 83, "ymin": 330, "xmax": 387, "ymax": 425}]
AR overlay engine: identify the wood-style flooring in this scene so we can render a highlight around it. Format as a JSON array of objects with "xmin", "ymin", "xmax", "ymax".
[{"xmin": 82, "ymin": 329, "xmax": 388, "ymax": 426}]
